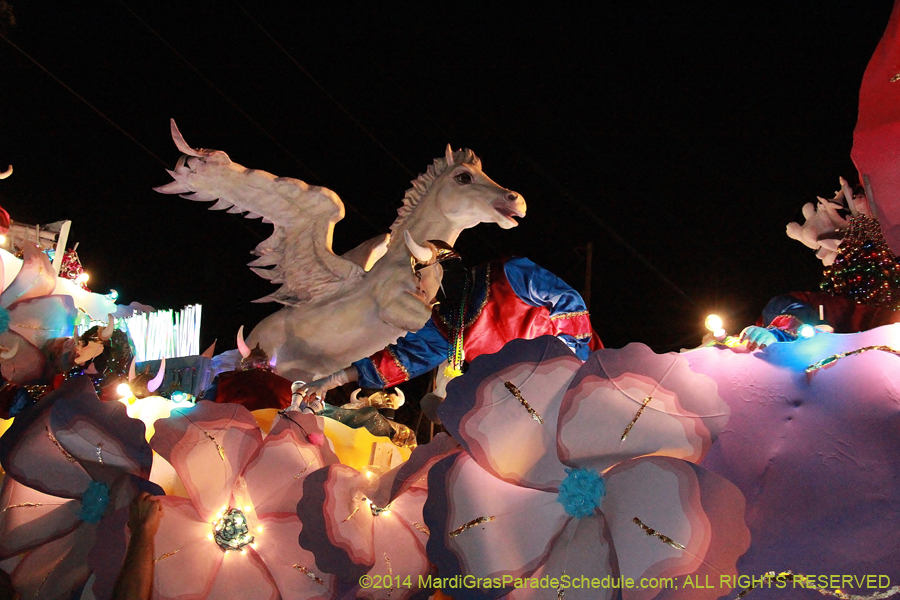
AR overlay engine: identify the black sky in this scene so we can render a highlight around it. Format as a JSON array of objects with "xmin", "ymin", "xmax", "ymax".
[{"xmin": 0, "ymin": 1, "xmax": 894, "ymax": 354}]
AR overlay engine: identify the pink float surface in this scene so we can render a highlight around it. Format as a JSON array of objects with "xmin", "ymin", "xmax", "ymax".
[{"xmin": 688, "ymin": 325, "xmax": 900, "ymax": 597}]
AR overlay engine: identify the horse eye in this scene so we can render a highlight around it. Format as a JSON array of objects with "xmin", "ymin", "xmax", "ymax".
[{"xmin": 454, "ymin": 172, "xmax": 473, "ymax": 185}]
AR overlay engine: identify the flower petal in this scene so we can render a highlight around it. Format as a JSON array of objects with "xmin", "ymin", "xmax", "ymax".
[
  {"xmin": 152, "ymin": 496, "xmax": 224, "ymax": 600},
  {"xmin": 298, "ymin": 464, "xmax": 373, "ymax": 583},
  {"xmin": 251, "ymin": 515, "xmax": 337, "ymax": 600},
  {"xmin": 440, "ymin": 336, "xmax": 581, "ymax": 491},
  {"xmin": 0, "ymin": 330, "xmax": 46, "ymax": 385},
  {"xmin": 378, "ymin": 432, "xmax": 461, "ymax": 504},
  {"xmin": 206, "ymin": 546, "xmax": 279, "ymax": 600},
  {"xmin": 10, "ymin": 521, "xmax": 95, "ymax": 600},
  {"xmin": 151, "ymin": 402, "xmax": 263, "ymax": 522},
  {"xmin": 601, "ymin": 456, "xmax": 749, "ymax": 600},
  {"xmin": 361, "ymin": 492, "xmax": 431, "ymax": 600},
  {"xmin": 0, "ymin": 380, "xmax": 92, "ymax": 497},
  {"xmin": 241, "ymin": 412, "xmax": 338, "ymax": 518},
  {"xmin": 0, "ymin": 244, "xmax": 56, "ymax": 309},
  {"xmin": 507, "ymin": 515, "xmax": 616, "ymax": 600},
  {"xmin": 0, "ymin": 477, "xmax": 80, "ymax": 558},
  {"xmin": 558, "ymin": 344, "xmax": 728, "ymax": 473},
  {"xmin": 50, "ymin": 377, "xmax": 154, "ymax": 482},
  {"xmin": 7, "ymin": 295, "xmax": 76, "ymax": 348},
  {"xmin": 424, "ymin": 452, "xmax": 569, "ymax": 592}
]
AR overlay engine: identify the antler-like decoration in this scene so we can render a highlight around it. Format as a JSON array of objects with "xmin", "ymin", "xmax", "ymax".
[{"xmin": 154, "ymin": 120, "xmax": 364, "ymax": 305}]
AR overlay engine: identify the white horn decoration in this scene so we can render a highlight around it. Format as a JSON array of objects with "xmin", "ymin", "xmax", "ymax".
[
  {"xmin": 236, "ymin": 325, "xmax": 251, "ymax": 358},
  {"xmin": 0, "ymin": 342, "xmax": 18, "ymax": 361},
  {"xmin": 404, "ymin": 231, "xmax": 434, "ymax": 263},
  {"xmin": 148, "ymin": 358, "xmax": 166, "ymax": 393},
  {"xmin": 128, "ymin": 358, "xmax": 137, "ymax": 382},
  {"xmin": 444, "ymin": 144, "xmax": 455, "ymax": 166},
  {"xmin": 393, "ymin": 387, "xmax": 406, "ymax": 409},
  {"xmin": 170, "ymin": 119, "xmax": 205, "ymax": 158},
  {"xmin": 99, "ymin": 314, "xmax": 116, "ymax": 341},
  {"xmin": 350, "ymin": 388, "xmax": 361, "ymax": 403},
  {"xmin": 0, "ymin": 165, "xmax": 12, "ymax": 179}
]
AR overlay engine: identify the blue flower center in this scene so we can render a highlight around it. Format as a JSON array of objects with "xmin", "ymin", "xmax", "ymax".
[
  {"xmin": 213, "ymin": 508, "xmax": 255, "ymax": 551},
  {"xmin": 557, "ymin": 468, "xmax": 605, "ymax": 518},
  {"xmin": 78, "ymin": 481, "xmax": 111, "ymax": 524},
  {"xmin": 0, "ymin": 306, "xmax": 9, "ymax": 335}
]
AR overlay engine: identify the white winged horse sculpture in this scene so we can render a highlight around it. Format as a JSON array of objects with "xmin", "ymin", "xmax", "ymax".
[{"xmin": 155, "ymin": 121, "xmax": 526, "ymax": 381}]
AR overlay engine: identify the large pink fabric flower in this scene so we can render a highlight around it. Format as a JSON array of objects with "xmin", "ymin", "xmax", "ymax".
[
  {"xmin": 149, "ymin": 402, "xmax": 340, "ymax": 600},
  {"xmin": 426, "ymin": 336, "xmax": 749, "ymax": 600},
  {"xmin": 297, "ymin": 433, "xmax": 460, "ymax": 600},
  {"xmin": 0, "ymin": 244, "xmax": 77, "ymax": 384},
  {"xmin": 0, "ymin": 376, "xmax": 159, "ymax": 600}
]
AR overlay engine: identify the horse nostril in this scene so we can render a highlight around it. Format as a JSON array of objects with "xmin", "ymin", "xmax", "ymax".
[{"xmin": 506, "ymin": 192, "xmax": 518, "ymax": 202}]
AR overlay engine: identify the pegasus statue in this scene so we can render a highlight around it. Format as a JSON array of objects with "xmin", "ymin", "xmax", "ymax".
[{"xmin": 155, "ymin": 121, "xmax": 525, "ymax": 381}]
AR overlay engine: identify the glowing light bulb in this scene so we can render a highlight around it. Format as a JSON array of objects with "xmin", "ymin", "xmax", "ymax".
[
  {"xmin": 0, "ymin": 235, "xmax": 6, "ymax": 244},
  {"xmin": 117, "ymin": 383, "xmax": 132, "ymax": 398},
  {"xmin": 705, "ymin": 314, "xmax": 723, "ymax": 332},
  {"xmin": 75, "ymin": 272, "xmax": 89, "ymax": 284},
  {"xmin": 798, "ymin": 324, "xmax": 816, "ymax": 339}
]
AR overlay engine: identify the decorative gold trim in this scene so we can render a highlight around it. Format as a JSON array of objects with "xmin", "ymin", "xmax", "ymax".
[
  {"xmin": 632, "ymin": 517, "xmax": 685, "ymax": 550},
  {"xmin": 154, "ymin": 549, "xmax": 180, "ymax": 563},
  {"xmin": 549, "ymin": 310, "xmax": 589, "ymax": 321},
  {"xmin": 342, "ymin": 505, "xmax": 360, "ymax": 523},
  {"xmin": 46, "ymin": 426, "xmax": 77, "ymax": 463},
  {"xmin": 621, "ymin": 397, "xmax": 653, "ymax": 441},
  {"xmin": 504, "ymin": 381, "xmax": 544, "ymax": 424},
  {"xmin": 449, "ymin": 515, "xmax": 495, "ymax": 537},
  {"xmin": 293, "ymin": 565, "xmax": 325, "ymax": 586}
]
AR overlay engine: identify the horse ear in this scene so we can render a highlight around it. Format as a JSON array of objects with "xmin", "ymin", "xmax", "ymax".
[{"xmin": 444, "ymin": 144, "xmax": 455, "ymax": 166}]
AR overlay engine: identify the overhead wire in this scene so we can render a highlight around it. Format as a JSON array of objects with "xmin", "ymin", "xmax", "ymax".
[
  {"xmin": 0, "ymin": 32, "xmax": 169, "ymax": 169},
  {"xmin": 231, "ymin": 4, "xmax": 688, "ymax": 290},
  {"xmin": 117, "ymin": 0, "xmax": 381, "ymax": 233},
  {"xmin": 233, "ymin": 1, "xmax": 415, "ymax": 179},
  {"xmin": 232, "ymin": 2, "xmax": 506, "ymax": 257}
]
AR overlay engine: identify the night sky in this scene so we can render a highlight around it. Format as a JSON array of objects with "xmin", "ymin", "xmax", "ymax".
[{"xmin": 0, "ymin": 1, "xmax": 894, "ymax": 356}]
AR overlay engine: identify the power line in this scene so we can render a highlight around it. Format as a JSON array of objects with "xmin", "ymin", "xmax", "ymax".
[
  {"xmin": 233, "ymin": 1, "xmax": 415, "ymax": 179},
  {"xmin": 0, "ymin": 32, "xmax": 168, "ymax": 168},
  {"xmin": 117, "ymin": 0, "xmax": 381, "ymax": 232}
]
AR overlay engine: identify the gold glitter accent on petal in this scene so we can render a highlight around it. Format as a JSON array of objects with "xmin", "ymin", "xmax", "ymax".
[
  {"xmin": 293, "ymin": 565, "xmax": 325, "ymax": 586},
  {"xmin": 203, "ymin": 430, "xmax": 226, "ymax": 462},
  {"xmin": 412, "ymin": 522, "xmax": 430, "ymax": 535},
  {"xmin": 292, "ymin": 465, "xmax": 310, "ymax": 480},
  {"xmin": 342, "ymin": 505, "xmax": 360, "ymax": 523},
  {"xmin": 504, "ymin": 381, "xmax": 543, "ymax": 424},
  {"xmin": 96, "ymin": 442, "xmax": 103, "ymax": 465},
  {"xmin": 632, "ymin": 517, "xmax": 686, "ymax": 550},
  {"xmin": 153, "ymin": 550, "xmax": 179, "ymax": 563},
  {"xmin": 35, "ymin": 558, "xmax": 63, "ymax": 596},
  {"xmin": 449, "ymin": 515, "xmax": 495, "ymax": 537},
  {"xmin": 621, "ymin": 397, "xmax": 653, "ymax": 441},
  {"xmin": 46, "ymin": 426, "xmax": 77, "ymax": 463},
  {"xmin": 806, "ymin": 345, "xmax": 900, "ymax": 374},
  {"xmin": 734, "ymin": 571, "xmax": 900, "ymax": 599},
  {"xmin": 2, "ymin": 502, "xmax": 43, "ymax": 512},
  {"xmin": 891, "ymin": 73, "xmax": 900, "ymax": 82},
  {"xmin": 384, "ymin": 552, "xmax": 394, "ymax": 596}
]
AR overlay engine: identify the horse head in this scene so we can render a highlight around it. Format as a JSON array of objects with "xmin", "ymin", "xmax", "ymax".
[{"xmin": 390, "ymin": 146, "xmax": 526, "ymax": 246}]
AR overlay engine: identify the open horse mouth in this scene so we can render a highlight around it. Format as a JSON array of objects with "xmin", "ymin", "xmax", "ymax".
[{"xmin": 493, "ymin": 198, "xmax": 527, "ymax": 226}]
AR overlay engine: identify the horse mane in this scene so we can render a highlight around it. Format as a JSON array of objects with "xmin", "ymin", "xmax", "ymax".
[{"xmin": 389, "ymin": 148, "xmax": 482, "ymax": 239}]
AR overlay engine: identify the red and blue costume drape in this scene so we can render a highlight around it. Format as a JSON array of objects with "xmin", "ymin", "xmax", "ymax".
[{"xmin": 355, "ymin": 257, "xmax": 601, "ymax": 389}]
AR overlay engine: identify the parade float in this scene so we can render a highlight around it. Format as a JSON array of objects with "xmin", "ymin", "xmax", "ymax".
[{"xmin": 2, "ymin": 5, "xmax": 900, "ymax": 600}]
